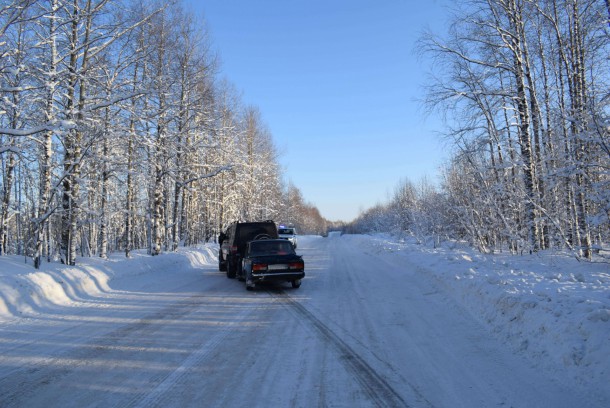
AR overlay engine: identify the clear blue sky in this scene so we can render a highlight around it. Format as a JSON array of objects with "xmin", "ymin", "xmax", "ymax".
[{"xmin": 184, "ymin": 0, "xmax": 450, "ymax": 222}]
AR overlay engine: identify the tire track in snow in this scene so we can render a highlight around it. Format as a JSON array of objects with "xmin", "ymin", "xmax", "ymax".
[
  {"xmin": 272, "ymin": 290, "xmax": 413, "ymax": 408},
  {"xmin": 125, "ymin": 300, "xmax": 256, "ymax": 408}
]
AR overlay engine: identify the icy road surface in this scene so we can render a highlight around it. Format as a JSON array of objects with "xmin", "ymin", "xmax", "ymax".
[{"xmin": 0, "ymin": 235, "xmax": 603, "ymax": 407}]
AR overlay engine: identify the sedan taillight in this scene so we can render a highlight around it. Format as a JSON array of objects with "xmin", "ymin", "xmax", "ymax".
[
  {"xmin": 288, "ymin": 262, "xmax": 304, "ymax": 270},
  {"xmin": 252, "ymin": 263, "xmax": 268, "ymax": 271}
]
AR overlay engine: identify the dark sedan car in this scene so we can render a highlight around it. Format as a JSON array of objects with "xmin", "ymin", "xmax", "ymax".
[{"xmin": 240, "ymin": 239, "xmax": 305, "ymax": 290}]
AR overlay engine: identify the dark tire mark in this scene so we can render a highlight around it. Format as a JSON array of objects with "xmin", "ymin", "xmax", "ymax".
[{"xmin": 272, "ymin": 290, "xmax": 411, "ymax": 408}]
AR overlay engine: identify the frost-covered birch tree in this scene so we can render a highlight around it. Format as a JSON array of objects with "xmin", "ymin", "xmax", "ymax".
[
  {"xmin": 0, "ymin": 0, "xmax": 310, "ymax": 266},
  {"xmin": 417, "ymin": 0, "xmax": 609, "ymax": 257}
]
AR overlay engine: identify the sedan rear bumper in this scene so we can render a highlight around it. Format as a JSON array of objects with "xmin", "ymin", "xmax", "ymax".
[{"xmin": 251, "ymin": 271, "xmax": 305, "ymax": 282}]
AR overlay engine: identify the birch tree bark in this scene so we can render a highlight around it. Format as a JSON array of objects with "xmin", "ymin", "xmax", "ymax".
[
  {"xmin": 34, "ymin": 0, "xmax": 59, "ymax": 269},
  {"xmin": 503, "ymin": 0, "xmax": 540, "ymax": 250}
]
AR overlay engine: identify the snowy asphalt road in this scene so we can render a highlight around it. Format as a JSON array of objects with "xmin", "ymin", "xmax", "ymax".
[{"xmin": 0, "ymin": 235, "xmax": 600, "ymax": 407}]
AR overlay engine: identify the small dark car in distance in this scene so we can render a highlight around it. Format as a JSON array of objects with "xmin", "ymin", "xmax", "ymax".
[{"xmin": 241, "ymin": 239, "xmax": 305, "ymax": 290}]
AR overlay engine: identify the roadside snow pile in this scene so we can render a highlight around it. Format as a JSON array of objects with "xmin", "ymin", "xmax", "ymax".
[
  {"xmin": 0, "ymin": 255, "xmax": 109, "ymax": 318},
  {"xmin": 357, "ymin": 233, "xmax": 610, "ymax": 394},
  {"xmin": 0, "ymin": 245, "xmax": 217, "ymax": 321}
]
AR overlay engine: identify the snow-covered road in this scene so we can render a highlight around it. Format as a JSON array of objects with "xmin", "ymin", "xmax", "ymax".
[{"xmin": 0, "ymin": 234, "xmax": 607, "ymax": 407}]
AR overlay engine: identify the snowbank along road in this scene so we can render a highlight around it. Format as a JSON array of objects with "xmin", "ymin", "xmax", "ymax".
[{"xmin": 0, "ymin": 234, "xmax": 605, "ymax": 407}]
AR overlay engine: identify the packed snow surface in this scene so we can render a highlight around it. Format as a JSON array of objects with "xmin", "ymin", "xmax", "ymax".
[{"xmin": 0, "ymin": 233, "xmax": 608, "ymax": 407}]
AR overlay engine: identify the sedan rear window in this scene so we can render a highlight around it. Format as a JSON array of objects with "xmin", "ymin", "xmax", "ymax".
[{"xmin": 249, "ymin": 241, "xmax": 294, "ymax": 256}]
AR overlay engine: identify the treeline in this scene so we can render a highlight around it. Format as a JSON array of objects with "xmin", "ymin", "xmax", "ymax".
[
  {"xmin": 348, "ymin": 178, "xmax": 449, "ymax": 247},
  {"xmin": 0, "ymin": 0, "xmax": 324, "ymax": 268},
  {"xmin": 351, "ymin": 0, "xmax": 609, "ymax": 259},
  {"xmin": 280, "ymin": 183, "xmax": 328, "ymax": 236}
]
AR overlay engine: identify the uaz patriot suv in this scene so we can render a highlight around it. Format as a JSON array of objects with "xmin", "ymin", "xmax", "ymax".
[{"xmin": 218, "ymin": 220, "xmax": 279, "ymax": 278}]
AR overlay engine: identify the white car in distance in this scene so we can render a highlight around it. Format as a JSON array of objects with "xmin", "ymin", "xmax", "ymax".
[{"xmin": 278, "ymin": 226, "xmax": 297, "ymax": 249}]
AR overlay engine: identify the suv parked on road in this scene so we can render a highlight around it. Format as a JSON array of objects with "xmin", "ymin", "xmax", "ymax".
[
  {"xmin": 278, "ymin": 226, "xmax": 298, "ymax": 248},
  {"xmin": 218, "ymin": 220, "xmax": 279, "ymax": 278}
]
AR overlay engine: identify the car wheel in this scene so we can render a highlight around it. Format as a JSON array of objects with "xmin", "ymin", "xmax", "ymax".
[
  {"xmin": 291, "ymin": 279, "xmax": 301, "ymax": 289},
  {"xmin": 226, "ymin": 259, "xmax": 236, "ymax": 279},
  {"xmin": 219, "ymin": 252, "xmax": 226, "ymax": 272}
]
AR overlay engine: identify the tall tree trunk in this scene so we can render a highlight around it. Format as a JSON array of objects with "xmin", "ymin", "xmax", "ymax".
[
  {"xmin": 521, "ymin": 20, "xmax": 547, "ymax": 249},
  {"xmin": 569, "ymin": 0, "xmax": 593, "ymax": 258},
  {"xmin": 150, "ymin": 12, "xmax": 168, "ymax": 256},
  {"xmin": 99, "ymin": 109, "xmax": 110, "ymax": 259},
  {"xmin": 34, "ymin": 0, "xmax": 59, "ymax": 269},
  {"xmin": 506, "ymin": 0, "xmax": 540, "ymax": 250},
  {"xmin": 171, "ymin": 130, "xmax": 183, "ymax": 251},
  {"xmin": 1, "ymin": 149, "xmax": 16, "ymax": 256},
  {"xmin": 125, "ymin": 117, "xmax": 134, "ymax": 258},
  {"xmin": 151, "ymin": 138, "xmax": 164, "ymax": 256},
  {"xmin": 62, "ymin": 0, "xmax": 93, "ymax": 265},
  {"xmin": 0, "ymin": 85, "xmax": 18, "ymax": 255},
  {"xmin": 180, "ymin": 187, "xmax": 189, "ymax": 245},
  {"xmin": 1, "ymin": 37, "xmax": 22, "ymax": 255}
]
